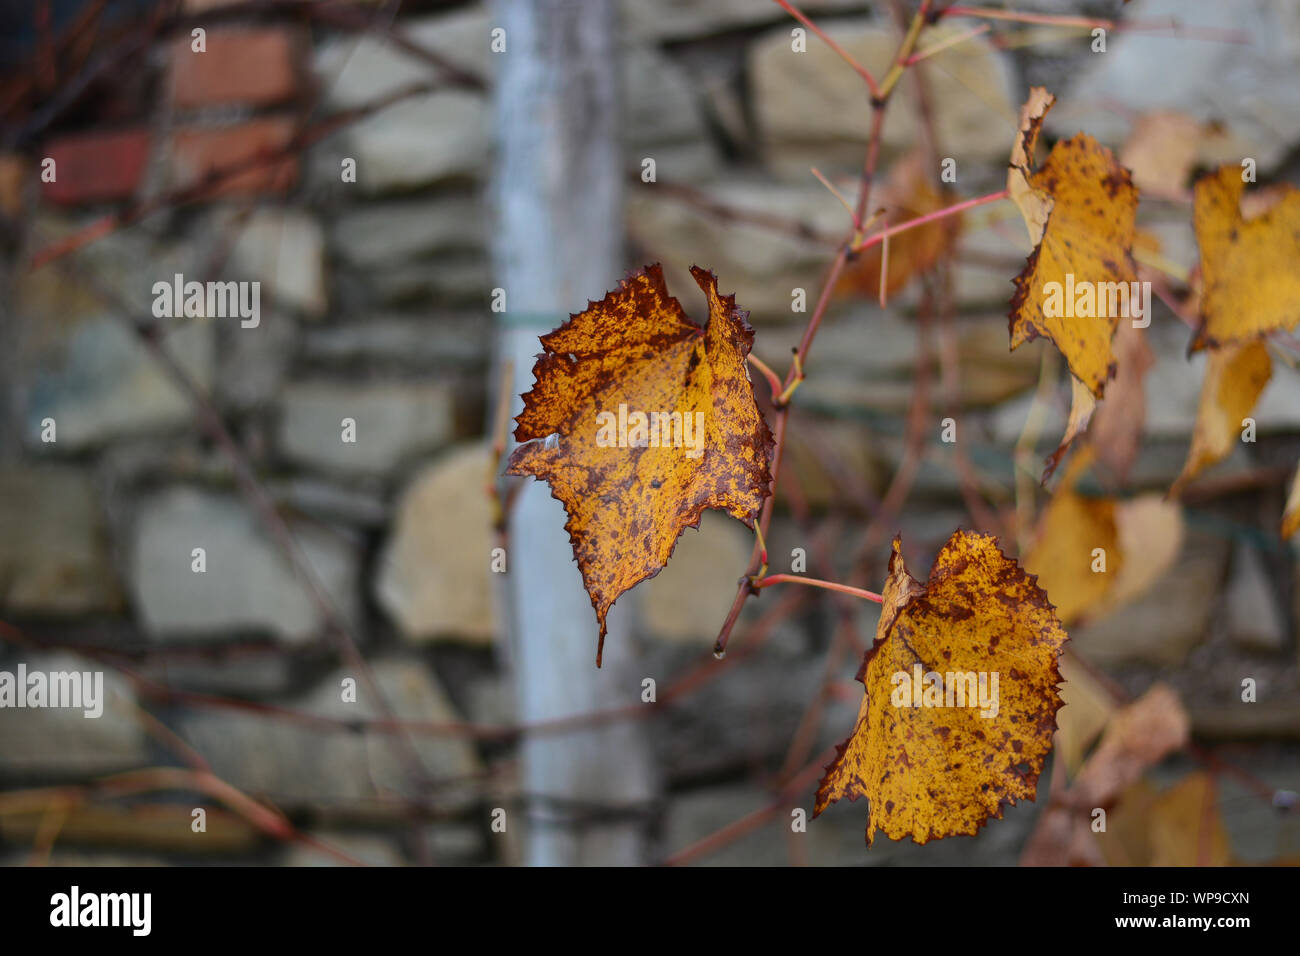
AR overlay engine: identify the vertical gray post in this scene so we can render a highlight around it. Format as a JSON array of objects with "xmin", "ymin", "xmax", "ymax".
[{"xmin": 490, "ymin": 0, "xmax": 657, "ymax": 866}]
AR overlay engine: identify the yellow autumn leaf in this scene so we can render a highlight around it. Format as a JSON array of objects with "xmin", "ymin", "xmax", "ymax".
[
  {"xmin": 815, "ymin": 531, "xmax": 1068, "ymax": 845},
  {"xmin": 1007, "ymin": 88, "xmax": 1140, "ymax": 398},
  {"xmin": 1171, "ymin": 341, "xmax": 1271, "ymax": 495},
  {"xmin": 506, "ymin": 264, "xmax": 773, "ymax": 665},
  {"xmin": 1148, "ymin": 772, "xmax": 1232, "ymax": 867},
  {"xmin": 1023, "ymin": 451, "xmax": 1119, "ymax": 625},
  {"xmin": 1191, "ymin": 165, "xmax": 1300, "ymax": 350},
  {"xmin": 1026, "ymin": 453, "xmax": 1183, "ymax": 624}
]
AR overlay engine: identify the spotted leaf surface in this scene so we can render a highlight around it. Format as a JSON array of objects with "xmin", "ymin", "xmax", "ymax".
[
  {"xmin": 506, "ymin": 264, "xmax": 773, "ymax": 665},
  {"xmin": 816, "ymin": 531, "xmax": 1068, "ymax": 845},
  {"xmin": 1007, "ymin": 87, "xmax": 1140, "ymax": 399}
]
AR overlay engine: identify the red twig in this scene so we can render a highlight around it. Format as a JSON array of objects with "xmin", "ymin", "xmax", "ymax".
[
  {"xmin": 662, "ymin": 746, "xmax": 836, "ymax": 866},
  {"xmin": 939, "ymin": 4, "xmax": 1252, "ymax": 42},
  {"xmin": 713, "ymin": 4, "xmax": 936, "ymax": 659},
  {"xmin": 747, "ymin": 354, "xmax": 785, "ymax": 404},
  {"xmin": 752, "ymin": 573, "xmax": 883, "ymax": 605},
  {"xmin": 853, "ymin": 188, "xmax": 1009, "ymax": 253}
]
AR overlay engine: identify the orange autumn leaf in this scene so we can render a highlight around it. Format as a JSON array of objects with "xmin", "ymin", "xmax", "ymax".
[
  {"xmin": 1007, "ymin": 88, "xmax": 1140, "ymax": 398},
  {"xmin": 506, "ymin": 264, "xmax": 774, "ymax": 665},
  {"xmin": 1191, "ymin": 165, "xmax": 1300, "ymax": 351},
  {"xmin": 1171, "ymin": 341, "xmax": 1271, "ymax": 495},
  {"xmin": 837, "ymin": 152, "xmax": 958, "ymax": 300},
  {"xmin": 815, "ymin": 531, "xmax": 1068, "ymax": 846}
]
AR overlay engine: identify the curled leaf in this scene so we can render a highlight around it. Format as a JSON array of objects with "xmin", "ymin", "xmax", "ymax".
[
  {"xmin": 1007, "ymin": 87, "xmax": 1056, "ymax": 247},
  {"xmin": 1044, "ymin": 321, "xmax": 1152, "ymax": 484},
  {"xmin": 1043, "ymin": 375, "xmax": 1097, "ymax": 482},
  {"xmin": 1007, "ymin": 88, "xmax": 1140, "ymax": 398},
  {"xmin": 816, "ymin": 530, "xmax": 1068, "ymax": 845},
  {"xmin": 506, "ymin": 264, "xmax": 773, "ymax": 665},
  {"xmin": 1171, "ymin": 341, "xmax": 1271, "ymax": 495}
]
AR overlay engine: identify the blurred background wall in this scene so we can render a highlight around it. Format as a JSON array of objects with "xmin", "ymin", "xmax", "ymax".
[{"xmin": 0, "ymin": 0, "xmax": 1297, "ymax": 865}]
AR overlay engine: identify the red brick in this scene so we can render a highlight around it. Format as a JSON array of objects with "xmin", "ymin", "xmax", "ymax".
[
  {"xmin": 170, "ymin": 27, "xmax": 301, "ymax": 109},
  {"xmin": 41, "ymin": 128, "xmax": 152, "ymax": 205},
  {"xmin": 170, "ymin": 117, "xmax": 299, "ymax": 197}
]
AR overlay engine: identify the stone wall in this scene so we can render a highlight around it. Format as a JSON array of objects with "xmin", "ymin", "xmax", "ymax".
[{"xmin": 0, "ymin": 0, "xmax": 1298, "ymax": 866}]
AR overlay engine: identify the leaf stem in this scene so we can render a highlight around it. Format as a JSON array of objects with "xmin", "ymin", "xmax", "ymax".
[
  {"xmin": 752, "ymin": 574, "xmax": 884, "ymax": 605},
  {"xmin": 905, "ymin": 23, "xmax": 990, "ymax": 64},
  {"xmin": 811, "ymin": 166, "xmax": 861, "ymax": 230},
  {"xmin": 715, "ymin": 1, "xmax": 926, "ymax": 659},
  {"xmin": 940, "ymin": 4, "xmax": 1116, "ymax": 29},
  {"xmin": 774, "ymin": 350, "xmax": 804, "ymax": 407},
  {"xmin": 746, "ymin": 353, "xmax": 784, "ymax": 403},
  {"xmin": 876, "ymin": 3, "xmax": 929, "ymax": 101},
  {"xmin": 853, "ymin": 188, "xmax": 1008, "ymax": 253},
  {"xmin": 1133, "ymin": 245, "xmax": 1190, "ymax": 284},
  {"xmin": 879, "ymin": 229, "xmax": 891, "ymax": 307},
  {"xmin": 938, "ymin": 4, "xmax": 1251, "ymax": 43}
]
